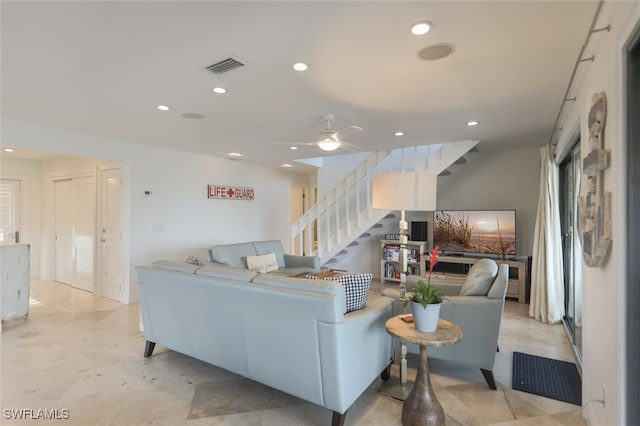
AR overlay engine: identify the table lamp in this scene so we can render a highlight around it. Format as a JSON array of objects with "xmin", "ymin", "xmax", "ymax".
[{"xmin": 372, "ymin": 171, "xmax": 437, "ymax": 397}]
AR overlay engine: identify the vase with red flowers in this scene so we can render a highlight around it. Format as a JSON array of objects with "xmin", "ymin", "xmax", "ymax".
[{"xmin": 405, "ymin": 245, "xmax": 444, "ymax": 332}]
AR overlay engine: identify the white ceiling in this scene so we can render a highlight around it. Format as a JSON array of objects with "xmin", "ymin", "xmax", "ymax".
[{"xmin": 1, "ymin": 1, "xmax": 597, "ymax": 171}]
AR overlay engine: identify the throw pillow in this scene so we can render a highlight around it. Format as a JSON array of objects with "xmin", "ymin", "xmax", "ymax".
[
  {"xmin": 459, "ymin": 259, "xmax": 499, "ymax": 296},
  {"xmin": 246, "ymin": 252, "xmax": 278, "ymax": 273},
  {"xmin": 308, "ymin": 273, "xmax": 372, "ymax": 313},
  {"xmin": 185, "ymin": 256, "xmax": 206, "ymax": 266},
  {"xmin": 334, "ymin": 273, "xmax": 372, "ymax": 312}
]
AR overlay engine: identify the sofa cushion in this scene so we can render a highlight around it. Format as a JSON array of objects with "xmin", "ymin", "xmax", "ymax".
[
  {"xmin": 246, "ymin": 253, "xmax": 279, "ymax": 273},
  {"xmin": 459, "ymin": 259, "xmax": 498, "ymax": 296},
  {"xmin": 152, "ymin": 260, "xmax": 202, "ymax": 274},
  {"xmin": 195, "ymin": 263, "xmax": 257, "ymax": 282},
  {"xmin": 252, "ymin": 240, "xmax": 286, "ymax": 268},
  {"xmin": 209, "ymin": 242, "xmax": 257, "ymax": 268},
  {"xmin": 308, "ymin": 273, "xmax": 372, "ymax": 313},
  {"xmin": 268, "ymin": 266, "xmax": 316, "ymax": 277},
  {"xmin": 251, "ymin": 274, "xmax": 344, "ymax": 297}
]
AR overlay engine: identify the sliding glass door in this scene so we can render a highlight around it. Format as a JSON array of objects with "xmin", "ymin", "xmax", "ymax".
[
  {"xmin": 559, "ymin": 141, "xmax": 582, "ymax": 364},
  {"xmin": 625, "ymin": 23, "xmax": 640, "ymax": 423}
]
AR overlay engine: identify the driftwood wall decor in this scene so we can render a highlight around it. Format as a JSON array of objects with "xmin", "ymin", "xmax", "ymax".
[{"xmin": 578, "ymin": 91, "xmax": 612, "ymax": 267}]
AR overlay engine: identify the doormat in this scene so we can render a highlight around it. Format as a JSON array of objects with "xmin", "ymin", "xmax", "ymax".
[{"xmin": 512, "ymin": 351, "xmax": 581, "ymax": 406}]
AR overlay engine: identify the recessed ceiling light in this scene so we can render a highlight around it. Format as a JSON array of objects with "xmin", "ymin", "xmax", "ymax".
[
  {"xmin": 3, "ymin": 148, "xmax": 14, "ymax": 152},
  {"xmin": 467, "ymin": 121, "xmax": 479, "ymax": 127},
  {"xmin": 394, "ymin": 131, "xmax": 404, "ymax": 136},
  {"xmin": 157, "ymin": 105, "xmax": 170, "ymax": 111},
  {"xmin": 212, "ymin": 87, "xmax": 226, "ymax": 94},
  {"xmin": 411, "ymin": 21, "xmax": 432, "ymax": 35},
  {"xmin": 228, "ymin": 152, "xmax": 243, "ymax": 159},
  {"xmin": 292, "ymin": 62, "xmax": 308, "ymax": 72},
  {"xmin": 282, "ymin": 164, "xmax": 293, "ymax": 168},
  {"xmin": 290, "ymin": 146, "xmax": 298, "ymax": 150}
]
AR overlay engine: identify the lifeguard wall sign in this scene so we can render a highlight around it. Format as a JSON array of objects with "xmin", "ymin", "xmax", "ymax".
[{"xmin": 208, "ymin": 185, "xmax": 255, "ymax": 200}]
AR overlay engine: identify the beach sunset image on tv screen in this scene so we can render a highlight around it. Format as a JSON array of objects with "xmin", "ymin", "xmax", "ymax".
[{"xmin": 433, "ymin": 210, "xmax": 516, "ymax": 256}]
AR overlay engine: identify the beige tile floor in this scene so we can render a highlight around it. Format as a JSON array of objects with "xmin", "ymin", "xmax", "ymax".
[{"xmin": 1, "ymin": 280, "xmax": 586, "ymax": 425}]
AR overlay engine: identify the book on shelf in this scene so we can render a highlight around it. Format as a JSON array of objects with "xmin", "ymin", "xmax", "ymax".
[
  {"xmin": 383, "ymin": 245, "xmax": 401, "ymax": 262},
  {"xmin": 385, "ymin": 263, "xmax": 403, "ymax": 279}
]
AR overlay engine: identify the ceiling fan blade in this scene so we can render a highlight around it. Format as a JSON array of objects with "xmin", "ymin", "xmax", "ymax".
[
  {"xmin": 268, "ymin": 142, "xmax": 316, "ymax": 146},
  {"xmin": 334, "ymin": 126, "xmax": 363, "ymax": 140},
  {"xmin": 334, "ymin": 125, "xmax": 363, "ymax": 137},
  {"xmin": 339, "ymin": 140, "xmax": 364, "ymax": 152}
]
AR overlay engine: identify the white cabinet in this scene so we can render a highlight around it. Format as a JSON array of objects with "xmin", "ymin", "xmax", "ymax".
[
  {"xmin": 1, "ymin": 244, "xmax": 30, "ymax": 331},
  {"xmin": 380, "ymin": 240, "xmax": 426, "ymax": 283}
]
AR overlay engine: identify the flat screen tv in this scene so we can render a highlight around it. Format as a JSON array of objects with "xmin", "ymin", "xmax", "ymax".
[{"xmin": 433, "ymin": 210, "xmax": 516, "ymax": 256}]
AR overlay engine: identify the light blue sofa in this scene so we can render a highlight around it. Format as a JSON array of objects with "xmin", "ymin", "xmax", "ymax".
[
  {"xmin": 136, "ymin": 242, "xmax": 394, "ymax": 426},
  {"xmin": 205, "ymin": 239, "xmax": 320, "ymax": 277}
]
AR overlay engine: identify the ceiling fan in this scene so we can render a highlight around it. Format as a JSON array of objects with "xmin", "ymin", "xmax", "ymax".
[{"xmin": 272, "ymin": 114, "xmax": 363, "ymax": 152}]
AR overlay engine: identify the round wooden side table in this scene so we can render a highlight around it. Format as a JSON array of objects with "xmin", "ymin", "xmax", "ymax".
[{"xmin": 385, "ymin": 316, "xmax": 463, "ymax": 426}]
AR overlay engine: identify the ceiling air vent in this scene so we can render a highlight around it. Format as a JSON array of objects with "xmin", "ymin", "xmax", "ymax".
[{"xmin": 206, "ymin": 57, "xmax": 245, "ymax": 74}]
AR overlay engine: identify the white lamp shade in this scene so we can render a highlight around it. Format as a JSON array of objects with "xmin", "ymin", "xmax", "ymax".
[{"xmin": 372, "ymin": 172, "xmax": 437, "ymax": 211}]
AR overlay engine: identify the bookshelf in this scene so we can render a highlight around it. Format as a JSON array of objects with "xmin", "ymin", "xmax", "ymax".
[{"xmin": 380, "ymin": 240, "xmax": 427, "ymax": 283}]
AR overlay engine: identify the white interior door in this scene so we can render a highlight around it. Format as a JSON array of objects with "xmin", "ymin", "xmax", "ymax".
[
  {"xmin": 100, "ymin": 168, "xmax": 123, "ymax": 301},
  {"xmin": 290, "ymin": 186, "xmax": 304, "ymax": 254},
  {"xmin": 55, "ymin": 179, "xmax": 73, "ymax": 284},
  {"xmin": 73, "ymin": 176, "xmax": 96, "ymax": 292},
  {"xmin": 0, "ymin": 179, "xmax": 21, "ymax": 243}
]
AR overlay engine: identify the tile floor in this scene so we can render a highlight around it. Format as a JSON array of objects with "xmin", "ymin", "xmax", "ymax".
[{"xmin": 1, "ymin": 280, "xmax": 586, "ymax": 425}]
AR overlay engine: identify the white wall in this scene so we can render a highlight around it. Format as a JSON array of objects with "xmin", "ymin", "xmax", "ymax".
[
  {"xmin": 0, "ymin": 156, "xmax": 42, "ymax": 278},
  {"xmin": 2, "ymin": 117, "xmax": 309, "ymax": 303},
  {"xmin": 436, "ymin": 147, "xmax": 541, "ymax": 257},
  {"xmin": 554, "ymin": 2, "xmax": 639, "ymax": 424}
]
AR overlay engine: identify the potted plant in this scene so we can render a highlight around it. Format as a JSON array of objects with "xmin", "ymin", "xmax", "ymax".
[{"xmin": 405, "ymin": 245, "xmax": 443, "ymax": 332}]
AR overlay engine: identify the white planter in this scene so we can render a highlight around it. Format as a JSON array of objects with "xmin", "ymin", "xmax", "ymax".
[{"xmin": 411, "ymin": 301, "xmax": 442, "ymax": 332}]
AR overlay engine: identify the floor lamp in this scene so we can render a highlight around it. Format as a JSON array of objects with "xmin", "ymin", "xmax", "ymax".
[{"xmin": 372, "ymin": 172, "xmax": 437, "ymax": 399}]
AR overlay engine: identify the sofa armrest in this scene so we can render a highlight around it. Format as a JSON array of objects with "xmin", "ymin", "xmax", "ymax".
[
  {"xmin": 284, "ymin": 253, "xmax": 320, "ymax": 270},
  {"xmin": 151, "ymin": 260, "xmax": 202, "ymax": 274},
  {"xmin": 317, "ymin": 294, "xmax": 395, "ymax": 413}
]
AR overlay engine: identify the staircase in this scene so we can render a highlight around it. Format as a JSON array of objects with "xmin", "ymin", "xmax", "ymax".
[{"xmin": 289, "ymin": 140, "xmax": 479, "ymax": 266}]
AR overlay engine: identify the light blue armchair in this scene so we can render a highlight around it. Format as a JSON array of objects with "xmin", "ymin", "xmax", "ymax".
[{"xmin": 383, "ymin": 259, "xmax": 509, "ymax": 389}]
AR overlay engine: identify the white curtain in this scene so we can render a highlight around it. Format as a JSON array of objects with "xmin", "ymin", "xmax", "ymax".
[{"xmin": 529, "ymin": 145, "xmax": 565, "ymax": 323}]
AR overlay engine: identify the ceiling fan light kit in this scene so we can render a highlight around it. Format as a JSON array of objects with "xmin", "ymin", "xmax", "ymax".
[{"xmin": 317, "ymin": 139, "xmax": 341, "ymax": 151}]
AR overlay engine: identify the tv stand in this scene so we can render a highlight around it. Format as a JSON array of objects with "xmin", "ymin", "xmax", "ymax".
[{"xmin": 426, "ymin": 255, "xmax": 530, "ymax": 303}]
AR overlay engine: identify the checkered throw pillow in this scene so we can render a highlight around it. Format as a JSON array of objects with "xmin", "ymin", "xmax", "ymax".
[
  {"xmin": 185, "ymin": 256, "xmax": 206, "ymax": 266},
  {"xmin": 308, "ymin": 273, "xmax": 372, "ymax": 313}
]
